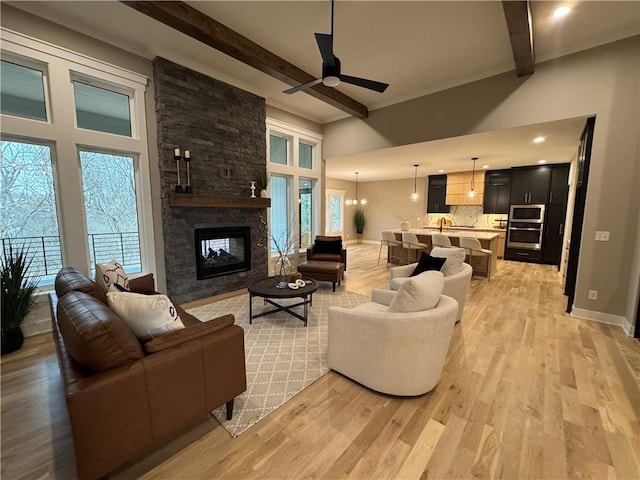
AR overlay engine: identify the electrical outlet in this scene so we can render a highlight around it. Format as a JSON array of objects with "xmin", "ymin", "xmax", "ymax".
[
  {"xmin": 588, "ymin": 290, "xmax": 598, "ymax": 300},
  {"xmin": 595, "ymin": 231, "xmax": 610, "ymax": 241}
]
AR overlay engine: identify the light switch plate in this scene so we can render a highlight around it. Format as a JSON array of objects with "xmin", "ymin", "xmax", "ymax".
[{"xmin": 595, "ymin": 231, "xmax": 610, "ymax": 241}]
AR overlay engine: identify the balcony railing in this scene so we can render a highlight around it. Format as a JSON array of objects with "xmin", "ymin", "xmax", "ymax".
[{"xmin": 1, "ymin": 233, "xmax": 141, "ymax": 286}]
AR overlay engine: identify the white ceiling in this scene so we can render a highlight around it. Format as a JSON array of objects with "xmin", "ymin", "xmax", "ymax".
[
  {"xmin": 5, "ymin": 1, "xmax": 637, "ymax": 181},
  {"xmin": 326, "ymin": 116, "xmax": 587, "ymax": 181}
]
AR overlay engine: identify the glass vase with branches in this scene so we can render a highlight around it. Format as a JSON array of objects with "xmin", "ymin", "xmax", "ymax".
[{"xmin": 257, "ymin": 212, "xmax": 297, "ymax": 288}]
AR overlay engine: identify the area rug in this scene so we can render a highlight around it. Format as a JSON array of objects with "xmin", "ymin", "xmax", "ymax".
[{"xmin": 186, "ymin": 286, "xmax": 368, "ymax": 437}]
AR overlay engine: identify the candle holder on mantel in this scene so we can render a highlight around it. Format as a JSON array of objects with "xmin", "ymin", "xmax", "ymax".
[
  {"xmin": 173, "ymin": 148, "xmax": 184, "ymax": 193},
  {"xmin": 184, "ymin": 150, "xmax": 193, "ymax": 194},
  {"xmin": 173, "ymin": 148, "xmax": 194, "ymax": 194}
]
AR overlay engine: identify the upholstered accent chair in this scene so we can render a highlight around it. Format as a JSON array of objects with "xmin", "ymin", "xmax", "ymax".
[
  {"xmin": 389, "ymin": 247, "xmax": 472, "ymax": 322},
  {"xmin": 306, "ymin": 235, "xmax": 347, "ymax": 270},
  {"xmin": 327, "ymin": 271, "xmax": 458, "ymax": 396}
]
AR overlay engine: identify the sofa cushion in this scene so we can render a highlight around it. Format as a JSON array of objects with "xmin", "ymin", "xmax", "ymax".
[
  {"xmin": 430, "ymin": 247, "xmax": 465, "ymax": 277},
  {"xmin": 352, "ymin": 302, "xmax": 388, "ymax": 313},
  {"xmin": 128, "ymin": 273, "xmax": 156, "ymax": 294},
  {"xmin": 410, "ymin": 252, "xmax": 446, "ymax": 277},
  {"xmin": 56, "ymin": 291, "xmax": 144, "ymax": 372},
  {"xmin": 96, "ymin": 260, "xmax": 130, "ymax": 293},
  {"xmin": 313, "ymin": 238, "xmax": 343, "ymax": 255},
  {"xmin": 388, "ymin": 271, "xmax": 444, "ymax": 313},
  {"xmin": 55, "ymin": 267, "xmax": 107, "ymax": 304},
  {"xmin": 107, "ymin": 292, "xmax": 185, "ymax": 341}
]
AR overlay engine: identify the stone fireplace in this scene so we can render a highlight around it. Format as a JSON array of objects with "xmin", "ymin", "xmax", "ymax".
[{"xmin": 154, "ymin": 57, "xmax": 268, "ymax": 304}]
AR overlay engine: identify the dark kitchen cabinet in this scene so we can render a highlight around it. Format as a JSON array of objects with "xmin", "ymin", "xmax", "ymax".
[
  {"xmin": 543, "ymin": 164, "xmax": 570, "ymax": 265},
  {"xmin": 510, "ymin": 166, "xmax": 551, "ymax": 205},
  {"xmin": 543, "ymin": 203, "xmax": 567, "ymax": 264},
  {"xmin": 427, "ymin": 174, "xmax": 450, "ymax": 213},
  {"xmin": 483, "ymin": 169, "xmax": 511, "ymax": 214},
  {"xmin": 548, "ymin": 164, "xmax": 570, "ymax": 204}
]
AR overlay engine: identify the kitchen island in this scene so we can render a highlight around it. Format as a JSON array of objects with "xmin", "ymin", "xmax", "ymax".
[{"xmin": 389, "ymin": 228, "xmax": 502, "ymax": 277}]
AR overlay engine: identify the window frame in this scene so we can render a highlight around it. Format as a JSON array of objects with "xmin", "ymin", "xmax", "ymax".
[
  {"xmin": 0, "ymin": 28, "xmax": 155, "ymax": 280},
  {"xmin": 266, "ymin": 118, "xmax": 322, "ymax": 261}
]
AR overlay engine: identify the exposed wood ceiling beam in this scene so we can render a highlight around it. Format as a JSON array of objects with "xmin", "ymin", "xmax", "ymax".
[
  {"xmin": 122, "ymin": 1, "xmax": 369, "ymax": 119},
  {"xmin": 502, "ymin": 1, "xmax": 535, "ymax": 76}
]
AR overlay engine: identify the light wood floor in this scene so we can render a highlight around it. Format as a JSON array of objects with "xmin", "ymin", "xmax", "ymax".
[{"xmin": 2, "ymin": 244, "xmax": 639, "ymax": 479}]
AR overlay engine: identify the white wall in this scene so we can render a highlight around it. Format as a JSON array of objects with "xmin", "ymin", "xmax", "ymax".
[{"xmin": 323, "ymin": 36, "xmax": 640, "ymax": 327}]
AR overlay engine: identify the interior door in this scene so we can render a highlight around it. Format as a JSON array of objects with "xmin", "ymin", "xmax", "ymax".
[{"xmin": 565, "ymin": 117, "xmax": 596, "ymax": 312}]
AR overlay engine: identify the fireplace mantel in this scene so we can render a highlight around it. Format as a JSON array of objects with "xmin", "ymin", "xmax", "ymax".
[{"xmin": 169, "ymin": 193, "xmax": 271, "ymax": 209}]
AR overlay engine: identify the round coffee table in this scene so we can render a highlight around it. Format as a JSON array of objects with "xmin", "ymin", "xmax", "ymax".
[{"xmin": 248, "ymin": 277, "xmax": 319, "ymax": 327}]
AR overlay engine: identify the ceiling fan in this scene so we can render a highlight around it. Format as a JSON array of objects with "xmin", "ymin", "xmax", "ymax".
[{"xmin": 283, "ymin": 0, "xmax": 389, "ymax": 95}]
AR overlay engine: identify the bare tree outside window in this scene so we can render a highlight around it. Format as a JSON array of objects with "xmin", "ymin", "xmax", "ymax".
[
  {"xmin": 79, "ymin": 151, "xmax": 141, "ymax": 273},
  {"xmin": 1, "ymin": 140, "xmax": 63, "ymax": 284}
]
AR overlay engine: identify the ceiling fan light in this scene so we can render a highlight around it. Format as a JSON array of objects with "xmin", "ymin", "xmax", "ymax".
[{"xmin": 323, "ymin": 76, "xmax": 340, "ymax": 87}]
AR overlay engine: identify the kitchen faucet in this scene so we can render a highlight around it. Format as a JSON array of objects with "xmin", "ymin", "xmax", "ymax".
[{"xmin": 439, "ymin": 217, "xmax": 446, "ymax": 232}]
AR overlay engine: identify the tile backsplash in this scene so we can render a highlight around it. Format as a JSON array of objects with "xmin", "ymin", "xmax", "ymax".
[{"xmin": 425, "ymin": 206, "xmax": 507, "ymax": 230}]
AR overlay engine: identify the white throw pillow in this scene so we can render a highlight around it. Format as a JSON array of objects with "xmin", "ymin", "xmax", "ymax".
[
  {"xmin": 96, "ymin": 260, "xmax": 129, "ymax": 293},
  {"xmin": 430, "ymin": 247, "xmax": 465, "ymax": 277},
  {"xmin": 388, "ymin": 271, "xmax": 444, "ymax": 313},
  {"xmin": 107, "ymin": 292, "xmax": 185, "ymax": 341}
]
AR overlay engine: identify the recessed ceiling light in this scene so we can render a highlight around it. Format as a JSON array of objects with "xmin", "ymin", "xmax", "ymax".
[
  {"xmin": 438, "ymin": 169, "xmax": 444, "ymax": 173},
  {"xmin": 533, "ymin": 136, "xmax": 546, "ymax": 144},
  {"xmin": 538, "ymin": 159, "xmax": 547, "ymax": 164},
  {"xmin": 553, "ymin": 6, "xmax": 571, "ymax": 19},
  {"xmin": 482, "ymin": 165, "xmax": 489, "ymax": 169}
]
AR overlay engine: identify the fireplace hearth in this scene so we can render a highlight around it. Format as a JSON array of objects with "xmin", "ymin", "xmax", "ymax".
[{"xmin": 195, "ymin": 226, "xmax": 251, "ymax": 280}]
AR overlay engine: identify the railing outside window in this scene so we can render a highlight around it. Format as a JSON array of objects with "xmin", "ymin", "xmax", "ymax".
[{"xmin": 1, "ymin": 233, "xmax": 141, "ymax": 286}]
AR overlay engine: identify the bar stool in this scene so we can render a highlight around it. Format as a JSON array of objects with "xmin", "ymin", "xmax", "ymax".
[
  {"xmin": 459, "ymin": 236, "xmax": 493, "ymax": 280},
  {"xmin": 378, "ymin": 230, "xmax": 403, "ymax": 266},
  {"xmin": 401, "ymin": 232, "xmax": 430, "ymax": 264},
  {"xmin": 431, "ymin": 234, "xmax": 452, "ymax": 248}
]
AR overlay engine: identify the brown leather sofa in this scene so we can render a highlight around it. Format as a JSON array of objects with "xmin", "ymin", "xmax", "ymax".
[
  {"xmin": 49, "ymin": 267, "xmax": 246, "ymax": 480},
  {"xmin": 305, "ymin": 235, "xmax": 347, "ymax": 270}
]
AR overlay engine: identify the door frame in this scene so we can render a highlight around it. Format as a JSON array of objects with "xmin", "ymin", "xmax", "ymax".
[{"xmin": 565, "ymin": 117, "xmax": 596, "ymax": 313}]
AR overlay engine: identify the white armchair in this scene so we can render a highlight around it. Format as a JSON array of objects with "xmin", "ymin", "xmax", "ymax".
[
  {"xmin": 328, "ymin": 271, "xmax": 458, "ymax": 396},
  {"xmin": 389, "ymin": 247, "xmax": 472, "ymax": 322}
]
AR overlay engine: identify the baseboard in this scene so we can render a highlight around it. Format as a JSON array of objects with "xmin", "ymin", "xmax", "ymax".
[
  {"xmin": 344, "ymin": 239, "xmax": 378, "ymax": 246},
  {"xmin": 571, "ymin": 307, "xmax": 631, "ymax": 335}
]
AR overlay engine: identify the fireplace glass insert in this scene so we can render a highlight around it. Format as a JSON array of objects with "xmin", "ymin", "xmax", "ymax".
[{"xmin": 195, "ymin": 226, "xmax": 251, "ymax": 280}]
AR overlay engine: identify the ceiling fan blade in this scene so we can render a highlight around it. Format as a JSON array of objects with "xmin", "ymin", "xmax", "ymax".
[
  {"xmin": 339, "ymin": 74, "xmax": 389, "ymax": 93},
  {"xmin": 315, "ymin": 33, "xmax": 335, "ymax": 67},
  {"xmin": 283, "ymin": 77, "xmax": 323, "ymax": 94}
]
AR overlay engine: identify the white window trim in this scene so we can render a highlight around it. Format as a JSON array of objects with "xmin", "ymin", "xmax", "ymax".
[
  {"xmin": 266, "ymin": 118, "xmax": 322, "ymax": 259},
  {"xmin": 1, "ymin": 28, "xmax": 156, "ymax": 279}
]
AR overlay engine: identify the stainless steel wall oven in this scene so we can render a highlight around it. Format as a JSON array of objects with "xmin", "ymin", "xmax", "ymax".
[{"xmin": 507, "ymin": 204, "xmax": 545, "ymax": 250}]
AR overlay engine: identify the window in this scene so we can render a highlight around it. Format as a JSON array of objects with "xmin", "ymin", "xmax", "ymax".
[
  {"xmin": 269, "ymin": 175, "xmax": 290, "ymax": 254},
  {"xmin": 299, "ymin": 179, "xmax": 314, "ymax": 248},
  {"xmin": 326, "ymin": 189, "xmax": 345, "ymax": 236},
  {"xmin": 266, "ymin": 118, "xmax": 322, "ymax": 261},
  {"xmin": 1, "ymin": 30, "xmax": 154, "ymax": 281},
  {"xmin": 79, "ymin": 151, "xmax": 141, "ymax": 274},
  {"xmin": 299, "ymin": 142, "xmax": 313, "ymax": 169},
  {"xmin": 269, "ymin": 135, "xmax": 288, "ymax": 165},
  {"xmin": 73, "ymin": 80, "xmax": 132, "ymax": 136},
  {"xmin": 0, "ymin": 139, "xmax": 63, "ymax": 285},
  {"xmin": 0, "ymin": 60, "xmax": 47, "ymax": 121}
]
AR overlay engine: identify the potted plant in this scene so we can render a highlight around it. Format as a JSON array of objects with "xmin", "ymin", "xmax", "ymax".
[
  {"xmin": 354, "ymin": 207, "xmax": 366, "ymax": 235},
  {"xmin": 1, "ymin": 246, "xmax": 40, "ymax": 355},
  {"xmin": 256, "ymin": 167, "xmax": 270, "ymax": 198}
]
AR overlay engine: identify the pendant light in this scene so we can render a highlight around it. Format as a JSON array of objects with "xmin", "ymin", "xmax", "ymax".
[
  {"xmin": 410, "ymin": 164, "xmax": 420, "ymax": 201},
  {"xmin": 468, "ymin": 157, "xmax": 478, "ymax": 198},
  {"xmin": 345, "ymin": 172, "xmax": 366, "ymax": 205}
]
